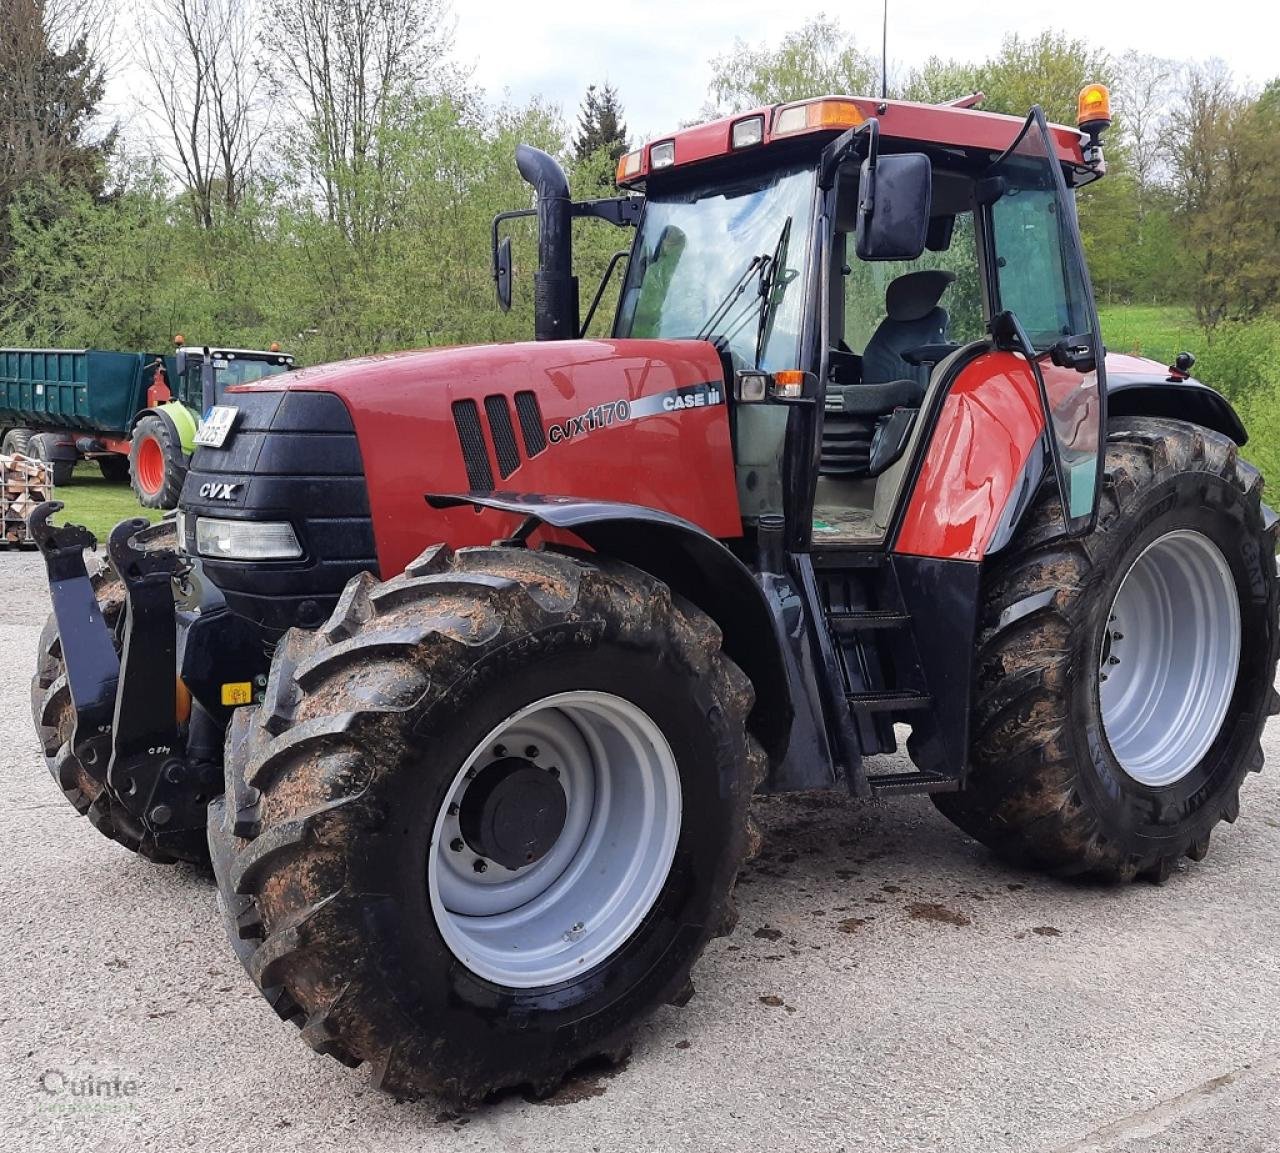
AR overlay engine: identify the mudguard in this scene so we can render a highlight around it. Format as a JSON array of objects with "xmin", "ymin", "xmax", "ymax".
[
  {"xmin": 134, "ymin": 401, "xmax": 200, "ymax": 455},
  {"xmin": 427, "ymin": 492, "xmax": 793, "ymax": 762},
  {"xmin": 1105, "ymin": 370, "xmax": 1247, "ymax": 445}
]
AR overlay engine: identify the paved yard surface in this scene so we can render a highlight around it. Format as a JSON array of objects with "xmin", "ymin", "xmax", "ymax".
[{"xmin": 1, "ymin": 551, "xmax": 1277, "ymax": 1152}]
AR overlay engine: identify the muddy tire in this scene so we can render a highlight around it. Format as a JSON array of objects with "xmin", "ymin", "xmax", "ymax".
[
  {"xmin": 935, "ymin": 417, "xmax": 1280, "ymax": 881},
  {"xmin": 210, "ymin": 544, "xmax": 764, "ymax": 1104},
  {"xmin": 2, "ymin": 427, "xmax": 34, "ymax": 457},
  {"xmin": 29, "ymin": 521, "xmax": 202, "ymax": 863},
  {"xmin": 130, "ymin": 415, "xmax": 187, "ymax": 509}
]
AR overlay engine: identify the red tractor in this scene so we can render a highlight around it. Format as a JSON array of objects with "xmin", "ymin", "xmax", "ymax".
[{"xmin": 30, "ymin": 85, "xmax": 1278, "ymax": 1105}]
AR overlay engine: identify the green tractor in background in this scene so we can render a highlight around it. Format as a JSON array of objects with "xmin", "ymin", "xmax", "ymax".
[
  {"xmin": 1, "ymin": 339, "xmax": 295, "ymax": 508},
  {"xmin": 129, "ymin": 339, "xmax": 297, "ymax": 507}
]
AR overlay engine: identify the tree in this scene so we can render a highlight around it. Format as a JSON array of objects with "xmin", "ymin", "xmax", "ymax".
[
  {"xmin": 574, "ymin": 83, "xmax": 628, "ymax": 165},
  {"xmin": 1166, "ymin": 61, "xmax": 1280, "ymax": 327},
  {"xmin": 707, "ymin": 15, "xmax": 878, "ymax": 113},
  {"xmin": 0, "ymin": 0, "xmax": 114, "ymax": 267},
  {"xmin": 141, "ymin": 0, "xmax": 266, "ymax": 229},
  {"xmin": 268, "ymin": 0, "xmax": 454, "ymax": 245}
]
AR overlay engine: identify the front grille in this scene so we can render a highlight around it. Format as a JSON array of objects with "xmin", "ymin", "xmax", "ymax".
[{"xmin": 181, "ymin": 389, "xmax": 376, "ymax": 631}]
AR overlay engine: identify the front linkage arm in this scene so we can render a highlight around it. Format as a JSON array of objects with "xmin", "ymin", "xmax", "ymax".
[{"xmin": 31, "ymin": 504, "xmax": 203, "ymax": 850}]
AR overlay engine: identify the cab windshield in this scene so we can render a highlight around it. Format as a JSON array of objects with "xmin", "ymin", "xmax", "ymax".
[{"xmin": 614, "ymin": 165, "xmax": 816, "ymax": 372}]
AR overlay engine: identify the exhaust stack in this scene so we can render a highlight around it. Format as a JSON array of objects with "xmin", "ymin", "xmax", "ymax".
[{"xmin": 516, "ymin": 144, "xmax": 579, "ymax": 341}]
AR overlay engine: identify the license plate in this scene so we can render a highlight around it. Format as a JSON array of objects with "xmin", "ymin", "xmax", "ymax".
[{"xmin": 195, "ymin": 405, "xmax": 238, "ymax": 448}]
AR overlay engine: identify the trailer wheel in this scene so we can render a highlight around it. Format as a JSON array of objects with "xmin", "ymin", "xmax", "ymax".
[
  {"xmin": 210, "ymin": 545, "xmax": 764, "ymax": 1104},
  {"xmin": 29, "ymin": 522, "xmax": 202, "ymax": 863},
  {"xmin": 98, "ymin": 455, "xmax": 131, "ymax": 483},
  {"xmin": 130, "ymin": 415, "xmax": 187, "ymax": 508},
  {"xmin": 29, "ymin": 433, "xmax": 75, "ymax": 486},
  {"xmin": 2, "ymin": 428, "xmax": 34, "ymax": 458},
  {"xmin": 935, "ymin": 418, "xmax": 1280, "ymax": 881}
]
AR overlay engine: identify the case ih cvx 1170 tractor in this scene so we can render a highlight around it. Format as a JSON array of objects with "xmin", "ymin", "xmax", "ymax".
[{"xmin": 30, "ymin": 87, "xmax": 1279, "ymax": 1103}]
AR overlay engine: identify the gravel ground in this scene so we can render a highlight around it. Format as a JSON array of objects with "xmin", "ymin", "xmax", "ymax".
[{"xmin": 2, "ymin": 550, "xmax": 1277, "ymax": 1152}]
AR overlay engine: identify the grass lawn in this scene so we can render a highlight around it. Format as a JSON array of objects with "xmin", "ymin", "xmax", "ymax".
[
  {"xmin": 1097, "ymin": 305, "xmax": 1202, "ymax": 364},
  {"xmin": 53, "ymin": 462, "xmax": 161, "ymax": 543}
]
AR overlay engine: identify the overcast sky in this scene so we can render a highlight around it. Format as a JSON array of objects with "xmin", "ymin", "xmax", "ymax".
[
  {"xmin": 449, "ymin": 0, "xmax": 1279, "ymax": 140},
  {"xmin": 102, "ymin": 0, "xmax": 1278, "ymax": 147}
]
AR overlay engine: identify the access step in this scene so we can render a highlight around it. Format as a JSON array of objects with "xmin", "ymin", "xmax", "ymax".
[
  {"xmin": 846, "ymin": 690, "xmax": 933, "ymax": 713},
  {"xmin": 867, "ymin": 770, "xmax": 960, "ymax": 796},
  {"xmin": 827, "ymin": 610, "xmax": 910, "ymax": 635}
]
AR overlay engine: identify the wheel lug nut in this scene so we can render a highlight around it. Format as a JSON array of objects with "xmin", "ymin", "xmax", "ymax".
[
  {"xmin": 450, "ymin": 838, "xmax": 464, "ymax": 852},
  {"xmin": 1112, "ymin": 631, "xmax": 1124, "ymax": 641},
  {"xmin": 494, "ymin": 744, "xmax": 507, "ymax": 757},
  {"xmin": 1108, "ymin": 656, "xmax": 1120, "ymax": 665},
  {"xmin": 473, "ymin": 859, "xmax": 488, "ymax": 874},
  {"xmin": 525, "ymin": 745, "xmax": 539, "ymax": 759},
  {"xmin": 548, "ymin": 766, "xmax": 560, "ymax": 778},
  {"xmin": 447, "ymin": 802, "xmax": 459, "ymax": 817}
]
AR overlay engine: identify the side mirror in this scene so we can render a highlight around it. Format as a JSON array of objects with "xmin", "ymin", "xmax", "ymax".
[
  {"xmin": 855, "ymin": 153, "xmax": 932, "ymax": 262},
  {"xmin": 495, "ymin": 235, "xmax": 513, "ymax": 312}
]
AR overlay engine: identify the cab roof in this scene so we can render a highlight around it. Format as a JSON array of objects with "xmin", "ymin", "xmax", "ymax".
[{"xmin": 616, "ymin": 95, "xmax": 1089, "ymax": 188}]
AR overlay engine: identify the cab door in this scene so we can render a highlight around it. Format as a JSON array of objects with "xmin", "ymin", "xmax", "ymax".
[{"xmin": 984, "ymin": 107, "xmax": 1107, "ymax": 534}]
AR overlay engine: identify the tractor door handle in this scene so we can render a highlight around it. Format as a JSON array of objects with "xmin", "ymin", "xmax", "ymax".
[{"xmin": 1049, "ymin": 336, "xmax": 1096, "ymax": 373}]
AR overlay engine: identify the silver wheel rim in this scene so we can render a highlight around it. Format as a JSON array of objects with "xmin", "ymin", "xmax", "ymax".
[
  {"xmin": 427, "ymin": 691, "xmax": 682, "ymax": 988},
  {"xmin": 1099, "ymin": 529, "xmax": 1241, "ymax": 787}
]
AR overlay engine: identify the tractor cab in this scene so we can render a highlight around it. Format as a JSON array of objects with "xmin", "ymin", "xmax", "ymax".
[
  {"xmin": 170, "ymin": 342, "xmax": 296, "ymax": 414},
  {"xmin": 607, "ymin": 95, "xmax": 1109, "ymax": 553}
]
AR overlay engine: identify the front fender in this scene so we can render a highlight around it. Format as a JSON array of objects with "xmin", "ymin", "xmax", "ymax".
[
  {"xmin": 1106, "ymin": 376, "xmax": 1247, "ymax": 444},
  {"xmin": 134, "ymin": 402, "xmax": 200, "ymax": 455},
  {"xmin": 427, "ymin": 492, "xmax": 792, "ymax": 761}
]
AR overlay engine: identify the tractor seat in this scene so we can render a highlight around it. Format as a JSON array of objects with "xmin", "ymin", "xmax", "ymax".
[{"xmin": 861, "ymin": 269, "xmax": 955, "ymax": 389}]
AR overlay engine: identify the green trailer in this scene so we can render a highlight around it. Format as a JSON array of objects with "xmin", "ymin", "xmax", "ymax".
[{"xmin": 0, "ymin": 344, "xmax": 295, "ymax": 508}]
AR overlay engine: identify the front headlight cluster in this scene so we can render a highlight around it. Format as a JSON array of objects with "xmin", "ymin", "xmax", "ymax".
[{"xmin": 194, "ymin": 517, "xmax": 303, "ymax": 560}]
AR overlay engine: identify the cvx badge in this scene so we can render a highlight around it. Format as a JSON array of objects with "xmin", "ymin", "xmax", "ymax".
[
  {"xmin": 545, "ymin": 382, "xmax": 723, "ymax": 446},
  {"xmin": 198, "ymin": 481, "xmax": 241, "ymax": 501}
]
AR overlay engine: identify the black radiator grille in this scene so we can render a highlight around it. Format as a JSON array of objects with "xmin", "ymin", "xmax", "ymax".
[
  {"xmin": 484, "ymin": 394, "xmax": 521, "ymax": 479},
  {"xmin": 514, "ymin": 390, "xmax": 547, "ymax": 457},
  {"xmin": 452, "ymin": 398, "xmax": 495, "ymax": 490}
]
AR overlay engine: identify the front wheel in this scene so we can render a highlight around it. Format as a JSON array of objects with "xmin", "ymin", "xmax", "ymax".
[
  {"xmin": 130, "ymin": 415, "xmax": 187, "ymax": 508},
  {"xmin": 211, "ymin": 544, "xmax": 763, "ymax": 1103},
  {"xmin": 935, "ymin": 417, "xmax": 1280, "ymax": 881}
]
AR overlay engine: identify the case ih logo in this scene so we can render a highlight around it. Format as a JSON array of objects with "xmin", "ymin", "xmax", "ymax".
[
  {"xmin": 546, "ymin": 382, "xmax": 723, "ymax": 446},
  {"xmin": 198, "ymin": 482, "xmax": 241, "ymax": 501}
]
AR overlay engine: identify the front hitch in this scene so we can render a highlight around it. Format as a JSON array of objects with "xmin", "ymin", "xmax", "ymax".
[
  {"xmin": 30, "ymin": 502, "xmax": 120, "ymax": 779},
  {"xmin": 31, "ymin": 504, "xmax": 210, "ymax": 852},
  {"xmin": 103, "ymin": 518, "xmax": 191, "ymax": 841}
]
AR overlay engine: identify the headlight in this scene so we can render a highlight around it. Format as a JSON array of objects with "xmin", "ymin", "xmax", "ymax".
[{"xmin": 195, "ymin": 517, "xmax": 303, "ymax": 560}]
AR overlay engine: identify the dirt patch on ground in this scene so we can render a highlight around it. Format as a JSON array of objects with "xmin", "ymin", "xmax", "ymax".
[
  {"xmin": 907, "ymin": 902, "xmax": 971, "ymax": 927},
  {"xmin": 838, "ymin": 917, "xmax": 873, "ymax": 933}
]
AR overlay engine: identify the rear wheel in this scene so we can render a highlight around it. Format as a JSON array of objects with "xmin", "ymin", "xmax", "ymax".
[
  {"xmin": 934, "ymin": 418, "xmax": 1280, "ymax": 881},
  {"xmin": 29, "ymin": 433, "xmax": 74, "ymax": 486},
  {"xmin": 2, "ymin": 427, "xmax": 34, "ymax": 457},
  {"xmin": 97, "ymin": 454, "xmax": 131, "ymax": 483},
  {"xmin": 130, "ymin": 415, "xmax": 187, "ymax": 508},
  {"xmin": 210, "ymin": 544, "xmax": 763, "ymax": 1103}
]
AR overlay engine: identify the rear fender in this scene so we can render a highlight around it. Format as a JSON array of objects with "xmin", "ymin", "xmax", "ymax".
[{"xmin": 428, "ymin": 493, "xmax": 793, "ymax": 763}]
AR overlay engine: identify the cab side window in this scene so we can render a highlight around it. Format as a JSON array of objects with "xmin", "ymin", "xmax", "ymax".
[{"xmin": 989, "ymin": 181, "xmax": 1090, "ymax": 350}]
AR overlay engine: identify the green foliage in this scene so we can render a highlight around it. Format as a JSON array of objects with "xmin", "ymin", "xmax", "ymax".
[
  {"xmin": 707, "ymin": 15, "xmax": 879, "ymax": 112},
  {"xmin": 0, "ymin": 0, "xmax": 115, "ymax": 270},
  {"xmin": 574, "ymin": 84, "xmax": 628, "ymax": 166}
]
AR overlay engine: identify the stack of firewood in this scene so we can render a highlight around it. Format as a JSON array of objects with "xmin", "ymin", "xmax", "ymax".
[{"xmin": 1, "ymin": 453, "xmax": 52, "ymax": 546}]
